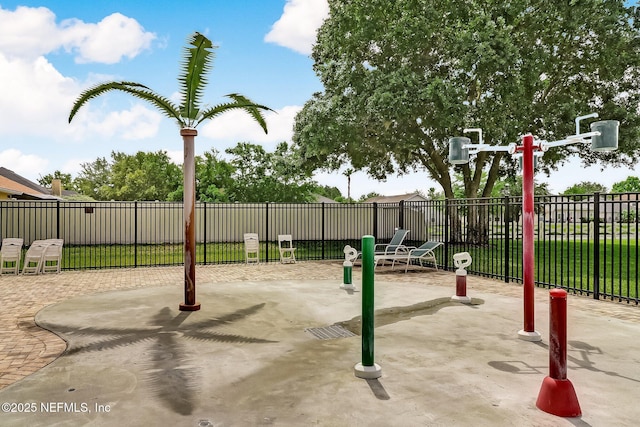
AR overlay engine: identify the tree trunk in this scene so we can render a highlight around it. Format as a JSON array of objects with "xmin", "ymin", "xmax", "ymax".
[
  {"xmin": 179, "ymin": 128, "xmax": 200, "ymax": 311},
  {"xmin": 447, "ymin": 198, "xmax": 465, "ymax": 243},
  {"xmin": 467, "ymin": 199, "xmax": 490, "ymax": 245}
]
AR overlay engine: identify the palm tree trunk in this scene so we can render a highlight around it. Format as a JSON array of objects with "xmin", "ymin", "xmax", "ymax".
[{"xmin": 179, "ymin": 128, "xmax": 200, "ymax": 311}]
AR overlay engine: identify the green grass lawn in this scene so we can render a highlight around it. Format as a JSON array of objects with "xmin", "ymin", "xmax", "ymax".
[
  {"xmin": 37, "ymin": 238, "xmax": 638, "ymax": 302},
  {"xmin": 58, "ymin": 241, "xmax": 343, "ymax": 269},
  {"xmin": 451, "ymin": 239, "xmax": 638, "ymax": 301}
]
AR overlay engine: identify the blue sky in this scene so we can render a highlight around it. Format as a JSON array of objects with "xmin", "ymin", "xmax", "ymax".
[{"xmin": 0, "ymin": 0, "xmax": 638, "ymax": 198}]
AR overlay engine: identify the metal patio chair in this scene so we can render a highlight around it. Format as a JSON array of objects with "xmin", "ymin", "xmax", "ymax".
[{"xmin": 374, "ymin": 241, "xmax": 443, "ymax": 272}]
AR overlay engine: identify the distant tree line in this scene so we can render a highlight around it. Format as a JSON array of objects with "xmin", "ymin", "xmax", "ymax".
[
  {"xmin": 38, "ymin": 142, "xmax": 347, "ymax": 203},
  {"xmin": 38, "ymin": 145, "xmax": 640, "ymax": 203}
]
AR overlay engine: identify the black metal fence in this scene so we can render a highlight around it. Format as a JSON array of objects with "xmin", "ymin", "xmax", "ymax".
[{"xmin": 1, "ymin": 193, "xmax": 638, "ymax": 305}]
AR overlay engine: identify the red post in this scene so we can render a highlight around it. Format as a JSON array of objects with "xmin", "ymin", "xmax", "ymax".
[
  {"xmin": 536, "ymin": 289, "xmax": 581, "ymax": 417},
  {"xmin": 456, "ymin": 273, "xmax": 467, "ymax": 297},
  {"xmin": 451, "ymin": 252, "xmax": 472, "ymax": 303},
  {"xmin": 517, "ymin": 134, "xmax": 541, "ymax": 341},
  {"xmin": 549, "ymin": 289, "xmax": 567, "ymax": 379}
]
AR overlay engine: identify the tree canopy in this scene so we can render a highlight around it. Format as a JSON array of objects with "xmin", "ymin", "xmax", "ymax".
[
  {"xmin": 225, "ymin": 142, "xmax": 318, "ymax": 203},
  {"xmin": 612, "ymin": 176, "xmax": 640, "ymax": 193},
  {"xmin": 72, "ymin": 143, "xmax": 326, "ymax": 203},
  {"xmin": 293, "ymin": 0, "xmax": 640, "ymax": 199},
  {"xmin": 75, "ymin": 151, "xmax": 182, "ymax": 201},
  {"xmin": 38, "ymin": 171, "xmax": 76, "ymax": 192},
  {"xmin": 562, "ymin": 181, "xmax": 608, "ymax": 200}
]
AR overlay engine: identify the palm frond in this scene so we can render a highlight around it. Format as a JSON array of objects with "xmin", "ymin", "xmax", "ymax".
[
  {"xmin": 178, "ymin": 32, "xmax": 215, "ymax": 122},
  {"xmin": 69, "ymin": 81, "xmax": 146, "ymax": 123},
  {"xmin": 196, "ymin": 93, "xmax": 273, "ymax": 133},
  {"xmin": 69, "ymin": 81, "xmax": 183, "ymax": 125}
]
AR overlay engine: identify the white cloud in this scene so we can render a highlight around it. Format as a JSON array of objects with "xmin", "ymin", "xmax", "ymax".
[
  {"xmin": 61, "ymin": 158, "xmax": 90, "ymax": 176},
  {"xmin": 0, "ymin": 53, "xmax": 78, "ymax": 137},
  {"xmin": 0, "ymin": 5, "xmax": 158, "ymax": 143},
  {"xmin": 87, "ymin": 104, "xmax": 163, "ymax": 140},
  {"xmin": 0, "ymin": 149, "xmax": 49, "ymax": 180},
  {"xmin": 0, "ymin": 6, "xmax": 61, "ymax": 59},
  {"xmin": 200, "ymin": 105, "xmax": 301, "ymax": 146},
  {"xmin": 61, "ymin": 13, "xmax": 156, "ymax": 64},
  {"xmin": 165, "ymin": 150, "xmax": 184, "ymax": 165},
  {"xmin": 264, "ymin": 0, "xmax": 329, "ymax": 55},
  {"xmin": 0, "ymin": 6, "xmax": 155, "ymax": 63}
]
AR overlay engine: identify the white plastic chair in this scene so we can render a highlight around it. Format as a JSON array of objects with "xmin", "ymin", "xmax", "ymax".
[
  {"xmin": 244, "ymin": 233, "xmax": 260, "ymax": 264},
  {"xmin": 41, "ymin": 239, "xmax": 64, "ymax": 274},
  {"xmin": 277, "ymin": 234, "xmax": 296, "ymax": 264},
  {"xmin": 1, "ymin": 238, "xmax": 23, "ymax": 275},
  {"xmin": 22, "ymin": 240, "xmax": 49, "ymax": 275}
]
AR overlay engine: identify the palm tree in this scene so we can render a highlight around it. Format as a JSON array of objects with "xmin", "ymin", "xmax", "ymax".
[{"xmin": 69, "ymin": 32, "xmax": 272, "ymax": 311}]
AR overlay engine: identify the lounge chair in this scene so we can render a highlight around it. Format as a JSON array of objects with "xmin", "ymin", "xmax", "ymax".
[
  {"xmin": 374, "ymin": 241, "xmax": 443, "ymax": 272},
  {"xmin": 1, "ymin": 238, "xmax": 23, "ymax": 275},
  {"xmin": 404, "ymin": 241, "xmax": 443, "ymax": 272},
  {"xmin": 244, "ymin": 233, "xmax": 260, "ymax": 264},
  {"xmin": 356, "ymin": 229, "xmax": 410, "ymax": 263},
  {"xmin": 374, "ymin": 228, "xmax": 410, "ymax": 255},
  {"xmin": 277, "ymin": 234, "xmax": 296, "ymax": 264}
]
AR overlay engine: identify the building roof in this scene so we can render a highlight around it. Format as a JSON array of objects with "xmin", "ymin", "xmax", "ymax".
[
  {"xmin": 364, "ymin": 192, "xmax": 428, "ymax": 204},
  {"xmin": 0, "ymin": 167, "xmax": 60, "ymax": 200},
  {"xmin": 313, "ymin": 194, "xmax": 339, "ymax": 204}
]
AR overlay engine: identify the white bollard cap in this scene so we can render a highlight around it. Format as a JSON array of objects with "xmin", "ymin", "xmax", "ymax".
[{"xmin": 453, "ymin": 252, "xmax": 472, "ymax": 270}]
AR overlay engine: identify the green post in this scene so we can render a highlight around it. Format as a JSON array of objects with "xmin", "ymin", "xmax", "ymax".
[
  {"xmin": 343, "ymin": 264, "xmax": 352, "ymax": 285},
  {"xmin": 354, "ymin": 235, "xmax": 382, "ymax": 378},
  {"xmin": 340, "ymin": 245, "xmax": 357, "ymax": 291},
  {"xmin": 361, "ymin": 235, "xmax": 375, "ymax": 365}
]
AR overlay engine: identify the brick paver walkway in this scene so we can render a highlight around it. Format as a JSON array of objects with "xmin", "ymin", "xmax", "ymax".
[{"xmin": 1, "ymin": 261, "xmax": 638, "ymax": 390}]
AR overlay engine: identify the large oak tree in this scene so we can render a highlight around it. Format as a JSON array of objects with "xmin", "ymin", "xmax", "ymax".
[{"xmin": 294, "ymin": 0, "xmax": 640, "ymax": 202}]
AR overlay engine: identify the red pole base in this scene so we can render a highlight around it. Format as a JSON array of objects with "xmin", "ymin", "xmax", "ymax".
[
  {"xmin": 451, "ymin": 271, "xmax": 471, "ymax": 303},
  {"xmin": 179, "ymin": 302, "xmax": 201, "ymax": 311},
  {"xmin": 456, "ymin": 273, "xmax": 467, "ymax": 296},
  {"xmin": 536, "ymin": 376, "xmax": 581, "ymax": 417}
]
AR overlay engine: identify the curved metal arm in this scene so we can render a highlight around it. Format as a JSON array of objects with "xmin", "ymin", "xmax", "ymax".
[
  {"xmin": 539, "ymin": 131, "xmax": 601, "ymax": 151},
  {"xmin": 576, "ymin": 113, "xmax": 599, "ymax": 135},
  {"xmin": 463, "ymin": 128, "xmax": 483, "ymax": 146}
]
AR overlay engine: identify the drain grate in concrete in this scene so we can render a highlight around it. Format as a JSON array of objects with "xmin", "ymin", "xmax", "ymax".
[{"xmin": 305, "ymin": 324, "xmax": 356, "ymax": 340}]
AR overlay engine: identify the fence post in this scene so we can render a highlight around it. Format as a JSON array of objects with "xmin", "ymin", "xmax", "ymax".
[
  {"xmin": 504, "ymin": 196, "xmax": 510, "ymax": 283},
  {"xmin": 265, "ymin": 202, "xmax": 270, "ymax": 263},
  {"xmin": 203, "ymin": 202, "xmax": 207, "ymax": 265},
  {"xmin": 56, "ymin": 200, "xmax": 61, "ymax": 239},
  {"xmin": 321, "ymin": 202, "xmax": 326, "ymax": 260},
  {"xmin": 444, "ymin": 199, "xmax": 450, "ymax": 271},
  {"xmin": 593, "ymin": 192, "xmax": 600, "ymax": 300},
  {"xmin": 134, "ymin": 201, "xmax": 138, "ymax": 268},
  {"xmin": 398, "ymin": 200, "xmax": 405, "ymax": 230},
  {"xmin": 372, "ymin": 202, "xmax": 378, "ymax": 238}
]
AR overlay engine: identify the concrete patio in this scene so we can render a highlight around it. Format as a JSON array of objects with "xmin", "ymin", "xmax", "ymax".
[{"xmin": 1, "ymin": 262, "xmax": 639, "ymax": 426}]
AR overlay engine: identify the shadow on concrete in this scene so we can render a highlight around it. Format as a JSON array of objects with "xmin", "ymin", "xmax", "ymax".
[
  {"xmin": 337, "ymin": 297, "xmax": 484, "ymax": 335},
  {"xmin": 366, "ymin": 378, "xmax": 390, "ymax": 400},
  {"xmin": 41, "ymin": 303, "xmax": 277, "ymax": 415},
  {"xmin": 488, "ymin": 360, "xmax": 543, "ymax": 374},
  {"xmin": 567, "ymin": 340, "xmax": 640, "ymax": 384}
]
